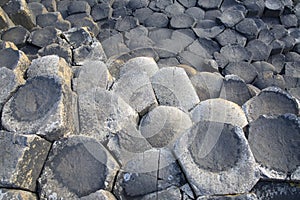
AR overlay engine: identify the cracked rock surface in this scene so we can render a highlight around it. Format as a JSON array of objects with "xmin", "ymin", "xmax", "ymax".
[{"xmin": 0, "ymin": 0, "xmax": 299, "ymax": 199}]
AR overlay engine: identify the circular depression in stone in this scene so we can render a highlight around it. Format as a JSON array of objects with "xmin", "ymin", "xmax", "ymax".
[
  {"xmin": 51, "ymin": 143, "xmax": 107, "ymax": 197},
  {"xmin": 248, "ymin": 115, "xmax": 300, "ymax": 173},
  {"xmin": 11, "ymin": 76, "xmax": 61, "ymax": 121},
  {"xmin": 188, "ymin": 121, "xmax": 242, "ymax": 173}
]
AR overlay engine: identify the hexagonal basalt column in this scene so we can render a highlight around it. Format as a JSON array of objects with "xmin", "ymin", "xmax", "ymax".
[
  {"xmin": 174, "ymin": 121, "xmax": 259, "ymax": 196},
  {"xmin": 248, "ymin": 114, "xmax": 300, "ymax": 180},
  {"xmin": 1, "ymin": 76, "xmax": 74, "ymax": 141},
  {"xmin": 0, "ymin": 131, "xmax": 51, "ymax": 192},
  {"xmin": 38, "ymin": 135, "xmax": 119, "ymax": 199}
]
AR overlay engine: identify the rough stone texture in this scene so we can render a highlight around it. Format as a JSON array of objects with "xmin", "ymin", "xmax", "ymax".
[
  {"xmin": 217, "ymin": 8, "xmax": 245, "ymax": 28},
  {"xmin": 38, "ymin": 43, "xmax": 72, "ymax": 64},
  {"xmin": 197, "ymin": 0, "xmax": 222, "ymax": 9},
  {"xmin": 102, "ymin": 33, "xmax": 130, "ymax": 58},
  {"xmin": 73, "ymin": 60, "xmax": 112, "ymax": 94},
  {"xmin": 29, "ymin": 26, "xmax": 59, "ymax": 48},
  {"xmin": 1, "ymin": 76, "xmax": 74, "ymax": 141},
  {"xmin": 139, "ymin": 106, "xmax": 192, "ymax": 148},
  {"xmin": 174, "ymin": 121, "xmax": 259, "ymax": 196},
  {"xmin": 2, "ymin": 0, "xmax": 35, "ymax": 30},
  {"xmin": 0, "ymin": 48, "xmax": 30, "ymax": 83},
  {"xmin": 252, "ymin": 181, "xmax": 300, "ymax": 200},
  {"xmin": 1, "ymin": 25, "xmax": 30, "ymax": 47},
  {"xmin": 235, "ymin": 18, "xmax": 260, "ymax": 40},
  {"xmin": 170, "ymin": 14, "xmax": 194, "ymax": 28},
  {"xmin": 220, "ymin": 44, "xmax": 252, "ymax": 63},
  {"xmin": 198, "ymin": 193, "xmax": 258, "ymax": 200},
  {"xmin": 246, "ymin": 39, "xmax": 271, "ymax": 61},
  {"xmin": 113, "ymin": 148, "xmax": 186, "ymax": 199},
  {"xmin": 248, "ymin": 114, "xmax": 300, "ymax": 180},
  {"xmin": 113, "ymin": 70, "xmax": 158, "ymax": 115},
  {"xmin": 63, "ymin": 27, "xmax": 93, "ymax": 49},
  {"xmin": 151, "ymin": 67, "xmax": 200, "ymax": 112},
  {"xmin": 27, "ymin": 55, "xmax": 72, "ymax": 86},
  {"xmin": 0, "ymin": 189, "xmax": 37, "ymax": 200},
  {"xmin": 190, "ymin": 72, "xmax": 223, "ymax": 101},
  {"xmin": 216, "ymin": 28, "xmax": 247, "ymax": 47},
  {"xmin": 242, "ymin": 87, "xmax": 299, "ymax": 123},
  {"xmin": 0, "ymin": 131, "xmax": 51, "ymax": 191},
  {"xmin": 0, "ymin": 7, "xmax": 15, "ymax": 29},
  {"xmin": 80, "ymin": 190, "xmax": 117, "ymax": 200},
  {"xmin": 0, "ymin": 67, "xmax": 21, "ymax": 108},
  {"xmin": 140, "ymin": 186, "xmax": 182, "ymax": 200},
  {"xmin": 144, "ymin": 12, "xmax": 169, "ymax": 28},
  {"xmin": 191, "ymin": 98, "xmax": 248, "ymax": 128},
  {"xmin": 78, "ymin": 88, "xmax": 138, "ymax": 142},
  {"xmin": 220, "ymin": 75, "xmax": 252, "ymax": 106},
  {"xmin": 38, "ymin": 135, "xmax": 119, "ymax": 199},
  {"xmin": 36, "ymin": 12, "xmax": 71, "ymax": 31},
  {"xmin": 192, "ymin": 20, "xmax": 225, "ymax": 38},
  {"xmin": 222, "ymin": 61, "xmax": 258, "ymax": 84}
]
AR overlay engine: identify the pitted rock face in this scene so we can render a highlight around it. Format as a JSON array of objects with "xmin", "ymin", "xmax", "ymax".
[
  {"xmin": 188, "ymin": 121, "xmax": 241, "ymax": 172},
  {"xmin": 51, "ymin": 143, "xmax": 107, "ymax": 197},
  {"xmin": 10, "ymin": 76, "xmax": 61, "ymax": 121}
]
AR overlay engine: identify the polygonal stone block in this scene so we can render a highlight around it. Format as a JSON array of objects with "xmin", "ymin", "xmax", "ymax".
[
  {"xmin": 38, "ymin": 135, "xmax": 119, "ymax": 199},
  {"xmin": 174, "ymin": 121, "xmax": 259, "ymax": 196},
  {"xmin": 0, "ymin": 131, "xmax": 51, "ymax": 191}
]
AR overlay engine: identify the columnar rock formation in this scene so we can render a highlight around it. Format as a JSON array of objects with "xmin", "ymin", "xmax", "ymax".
[{"xmin": 0, "ymin": 0, "xmax": 300, "ymax": 199}]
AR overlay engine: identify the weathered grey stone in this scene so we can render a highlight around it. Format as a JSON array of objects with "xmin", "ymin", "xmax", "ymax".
[
  {"xmin": 0, "ymin": 7, "xmax": 14, "ymax": 30},
  {"xmin": 204, "ymin": 9, "xmax": 222, "ymax": 20},
  {"xmin": 170, "ymin": 14, "xmax": 194, "ymax": 28},
  {"xmin": 0, "ymin": 48, "xmax": 30, "ymax": 81},
  {"xmin": 220, "ymin": 44, "xmax": 252, "ymax": 63},
  {"xmin": 190, "ymin": 72, "xmax": 223, "ymax": 101},
  {"xmin": 133, "ymin": 7, "xmax": 153, "ymax": 24},
  {"xmin": 80, "ymin": 190, "xmax": 117, "ymax": 200},
  {"xmin": 0, "ymin": 131, "xmax": 51, "ymax": 191},
  {"xmin": 68, "ymin": 0, "xmax": 91, "ymax": 15},
  {"xmin": 198, "ymin": 193, "xmax": 258, "ymax": 200},
  {"xmin": 242, "ymin": 87, "xmax": 299, "ymax": 123},
  {"xmin": 1, "ymin": 25, "xmax": 29, "ymax": 47},
  {"xmin": 253, "ymin": 71, "xmax": 286, "ymax": 90},
  {"xmin": 217, "ymin": 8, "xmax": 245, "ymax": 28},
  {"xmin": 191, "ymin": 98, "xmax": 248, "ymax": 128},
  {"xmin": 175, "ymin": 64, "xmax": 198, "ymax": 77},
  {"xmin": 151, "ymin": 67, "xmax": 200, "ymax": 112},
  {"xmin": 2, "ymin": 0, "xmax": 35, "ymax": 30},
  {"xmin": 113, "ymin": 70, "xmax": 158, "ymax": 115},
  {"xmin": 268, "ymin": 53, "xmax": 286, "ymax": 73},
  {"xmin": 1, "ymin": 76, "xmax": 74, "ymax": 141},
  {"xmin": 280, "ymin": 14, "xmax": 298, "ymax": 28},
  {"xmin": 252, "ymin": 181, "xmax": 300, "ymax": 200},
  {"xmin": 38, "ymin": 43, "xmax": 72, "ymax": 64},
  {"xmin": 73, "ymin": 60, "xmax": 112, "ymax": 95},
  {"xmin": 125, "ymin": 35, "xmax": 154, "ymax": 50},
  {"xmin": 285, "ymin": 62, "xmax": 300, "ymax": 78},
  {"xmin": 127, "ymin": 0, "xmax": 149, "ymax": 10},
  {"xmin": 220, "ymin": 75, "xmax": 252, "ymax": 106},
  {"xmin": 91, "ymin": 3, "xmax": 111, "ymax": 21},
  {"xmin": 119, "ymin": 56, "xmax": 159, "ymax": 78},
  {"xmin": 149, "ymin": 0, "xmax": 173, "ymax": 10},
  {"xmin": 248, "ymin": 114, "xmax": 300, "ymax": 179},
  {"xmin": 148, "ymin": 28, "xmax": 172, "ymax": 43},
  {"xmin": 247, "ymin": 84, "xmax": 261, "ymax": 97},
  {"xmin": 0, "ymin": 67, "xmax": 21, "ymax": 108},
  {"xmin": 264, "ymin": 0, "xmax": 284, "ymax": 17},
  {"xmin": 164, "ymin": 2, "xmax": 185, "ymax": 17},
  {"xmin": 178, "ymin": 50, "xmax": 219, "ymax": 72},
  {"xmin": 144, "ymin": 12, "xmax": 169, "ymax": 28},
  {"xmin": 73, "ymin": 40, "xmax": 107, "ymax": 65},
  {"xmin": 63, "ymin": 27, "xmax": 93, "ymax": 49},
  {"xmin": 0, "ymin": 40, "xmax": 18, "ymax": 50},
  {"xmin": 28, "ymin": 2, "xmax": 48, "ymax": 19},
  {"xmin": 178, "ymin": 0, "xmax": 197, "ymax": 8},
  {"xmin": 192, "ymin": 20, "xmax": 225, "ymax": 38},
  {"xmin": 185, "ymin": 7, "xmax": 205, "ymax": 20},
  {"xmin": 216, "ymin": 28, "xmax": 247, "ymax": 47},
  {"xmin": 223, "ymin": 61, "xmax": 258, "ymax": 84},
  {"xmin": 36, "ymin": 12, "xmax": 71, "ymax": 31},
  {"xmin": 29, "ymin": 27, "xmax": 59, "ymax": 48},
  {"xmin": 156, "ymin": 30, "xmax": 195, "ymax": 54},
  {"xmin": 38, "ymin": 135, "xmax": 119, "ymax": 199},
  {"xmin": 0, "ymin": 189, "xmax": 37, "ymax": 200},
  {"xmin": 157, "ymin": 57, "xmax": 180, "ymax": 68},
  {"xmin": 246, "ymin": 39, "xmax": 271, "ymax": 61},
  {"xmin": 174, "ymin": 121, "xmax": 259, "ymax": 196},
  {"xmin": 140, "ymin": 186, "xmax": 182, "ymax": 200},
  {"xmin": 243, "ymin": 0, "xmax": 265, "ymax": 17},
  {"xmin": 115, "ymin": 16, "xmax": 138, "ymax": 32},
  {"xmin": 235, "ymin": 18, "xmax": 260, "ymax": 40},
  {"xmin": 27, "ymin": 55, "xmax": 72, "ymax": 86},
  {"xmin": 197, "ymin": 0, "xmax": 222, "ymax": 9},
  {"xmin": 20, "ymin": 44, "xmax": 39, "ymax": 61},
  {"xmin": 41, "ymin": 0, "xmax": 57, "ymax": 12},
  {"xmin": 102, "ymin": 33, "xmax": 130, "ymax": 58},
  {"xmin": 78, "ymin": 88, "xmax": 138, "ymax": 142},
  {"xmin": 113, "ymin": 148, "xmax": 185, "ymax": 199},
  {"xmin": 140, "ymin": 106, "xmax": 192, "ymax": 148}
]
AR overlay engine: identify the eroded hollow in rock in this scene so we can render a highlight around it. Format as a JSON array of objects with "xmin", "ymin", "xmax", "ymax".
[
  {"xmin": 51, "ymin": 143, "xmax": 107, "ymax": 197},
  {"xmin": 188, "ymin": 121, "xmax": 242, "ymax": 173},
  {"xmin": 11, "ymin": 76, "xmax": 61, "ymax": 121}
]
